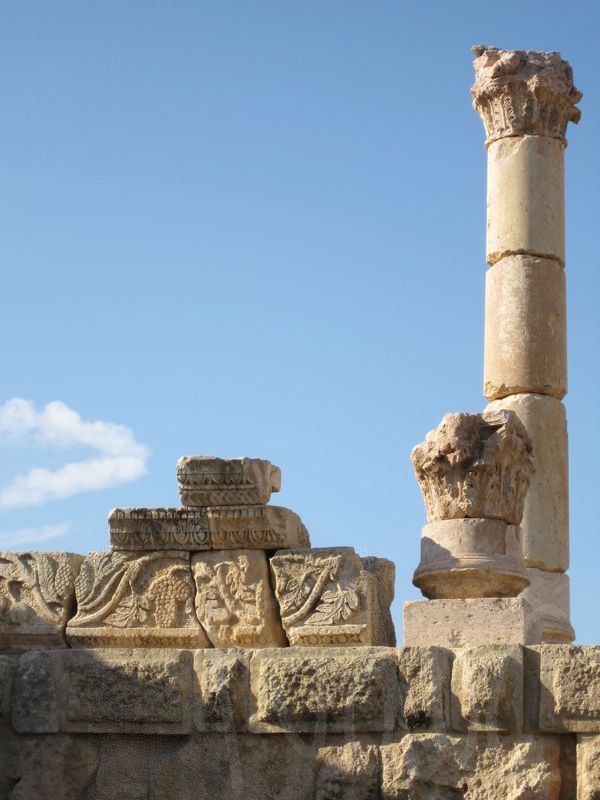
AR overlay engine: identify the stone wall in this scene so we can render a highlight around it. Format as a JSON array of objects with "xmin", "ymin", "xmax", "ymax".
[{"xmin": 1, "ymin": 644, "xmax": 599, "ymax": 798}]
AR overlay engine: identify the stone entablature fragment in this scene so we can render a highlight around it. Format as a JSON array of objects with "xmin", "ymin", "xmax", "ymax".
[
  {"xmin": 0, "ymin": 552, "xmax": 83, "ymax": 648},
  {"xmin": 192, "ymin": 550, "xmax": 286, "ymax": 647},
  {"xmin": 66, "ymin": 551, "xmax": 210, "ymax": 648},
  {"xmin": 109, "ymin": 508, "xmax": 211, "ymax": 551},
  {"xmin": 412, "ymin": 409, "xmax": 534, "ymax": 525},
  {"xmin": 471, "ymin": 45, "xmax": 581, "ymax": 145},
  {"xmin": 270, "ymin": 547, "xmax": 393, "ymax": 647},
  {"xmin": 109, "ymin": 505, "xmax": 309, "ymax": 552},
  {"xmin": 176, "ymin": 456, "xmax": 281, "ymax": 507}
]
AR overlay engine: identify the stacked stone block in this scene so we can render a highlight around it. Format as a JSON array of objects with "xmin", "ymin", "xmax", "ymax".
[
  {"xmin": 1, "ymin": 457, "xmax": 394, "ymax": 653},
  {"xmin": 1, "ymin": 643, "xmax": 599, "ymax": 797},
  {"xmin": 406, "ymin": 409, "xmax": 541, "ymax": 646},
  {"xmin": 471, "ymin": 45, "xmax": 581, "ymax": 642}
]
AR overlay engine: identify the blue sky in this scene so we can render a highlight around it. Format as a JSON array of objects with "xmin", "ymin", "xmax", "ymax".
[{"xmin": 0, "ymin": 1, "xmax": 598, "ymax": 642}]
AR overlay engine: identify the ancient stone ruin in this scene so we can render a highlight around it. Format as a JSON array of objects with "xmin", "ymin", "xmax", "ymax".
[{"xmin": 1, "ymin": 46, "xmax": 598, "ymax": 799}]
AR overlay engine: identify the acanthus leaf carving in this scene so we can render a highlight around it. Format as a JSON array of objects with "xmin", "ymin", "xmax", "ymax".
[
  {"xmin": 471, "ymin": 45, "xmax": 582, "ymax": 145},
  {"xmin": 411, "ymin": 409, "xmax": 534, "ymax": 525}
]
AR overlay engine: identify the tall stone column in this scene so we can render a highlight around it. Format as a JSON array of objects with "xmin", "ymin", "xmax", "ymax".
[{"xmin": 471, "ymin": 46, "xmax": 582, "ymax": 642}]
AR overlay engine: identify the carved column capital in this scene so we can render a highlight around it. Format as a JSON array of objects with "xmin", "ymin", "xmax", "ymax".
[{"xmin": 471, "ymin": 45, "xmax": 582, "ymax": 146}]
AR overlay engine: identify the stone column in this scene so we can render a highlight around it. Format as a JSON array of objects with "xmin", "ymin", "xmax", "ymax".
[{"xmin": 471, "ymin": 46, "xmax": 582, "ymax": 642}]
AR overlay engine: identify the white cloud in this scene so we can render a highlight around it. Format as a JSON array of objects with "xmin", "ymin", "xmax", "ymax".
[
  {"xmin": 0, "ymin": 399, "xmax": 150, "ymax": 511},
  {"xmin": 0, "ymin": 523, "xmax": 69, "ymax": 549}
]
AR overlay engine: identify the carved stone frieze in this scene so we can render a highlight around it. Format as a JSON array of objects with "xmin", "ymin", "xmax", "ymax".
[
  {"xmin": 66, "ymin": 551, "xmax": 210, "ymax": 647},
  {"xmin": 177, "ymin": 457, "xmax": 281, "ymax": 507},
  {"xmin": 471, "ymin": 45, "xmax": 581, "ymax": 145},
  {"xmin": 192, "ymin": 550, "xmax": 286, "ymax": 647},
  {"xmin": 207, "ymin": 505, "xmax": 310, "ymax": 550},
  {"xmin": 411, "ymin": 409, "xmax": 534, "ymax": 525},
  {"xmin": 270, "ymin": 547, "xmax": 384, "ymax": 646},
  {"xmin": 0, "ymin": 552, "xmax": 83, "ymax": 647},
  {"xmin": 109, "ymin": 508, "xmax": 210, "ymax": 551}
]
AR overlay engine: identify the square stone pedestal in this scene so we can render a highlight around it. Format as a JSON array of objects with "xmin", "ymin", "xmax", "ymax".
[{"xmin": 403, "ymin": 598, "xmax": 539, "ymax": 647}]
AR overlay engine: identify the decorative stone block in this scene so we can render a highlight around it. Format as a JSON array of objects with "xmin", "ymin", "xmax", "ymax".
[
  {"xmin": 486, "ymin": 394, "xmax": 569, "ymax": 572},
  {"xmin": 412, "ymin": 410, "xmax": 534, "ymax": 525},
  {"xmin": 381, "ymin": 733, "xmax": 561, "ymax": 799},
  {"xmin": 486, "ymin": 136, "xmax": 565, "ymax": 266},
  {"xmin": 403, "ymin": 598, "xmax": 538, "ymax": 648},
  {"xmin": 66, "ymin": 551, "xmax": 210, "ymax": 648},
  {"xmin": 207, "ymin": 504, "xmax": 310, "ymax": 550},
  {"xmin": 177, "ymin": 456, "xmax": 281, "ymax": 507},
  {"xmin": 484, "ymin": 257, "xmax": 567, "ymax": 400},
  {"xmin": 450, "ymin": 645, "xmax": 524, "ymax": 732},
  {"xmin": 577, "ymin": 735, "xmax": 600, "ymax": 799},
  {"xmin": 193, "ymin": 649, "xmax": 251, "ymax": 732},
  {"xmin": 192, "ymin": 550, "xmax": 286, "ymax": 647},
  {"xmin": 0, "ymin": 552, "xmax": 83, "ymax": 648},
  {"xmin": 521, "ymin": 569, "xmax": 574, "ymax": 643},
  {"xmin": 539, "ymin": 646, "xmax": 600, "ymax": 732},
  {"xmin": 270, "ymin": 547, "xmax": 381, "ymax": 646},
  {"xmin": 397, "ymin": 646, "xmax": 451, "ymax": 732},
  {"xmin": 413, "ymin": 518, "xmax": 529, "ymax": 599},
  {"xmin": 249, "ymin": 647, "xmax": 398, "ymax": 733},
  {"xmin": 109, "ymin": 508, "xmax": 210, "ymax": 551}
]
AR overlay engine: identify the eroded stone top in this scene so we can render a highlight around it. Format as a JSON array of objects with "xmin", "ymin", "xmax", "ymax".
[
  {"xmin": 177, "ymin": 456, "xmax": 281, "ymax": 507},
  {"xmin": 412, "ymin": 409, "xmax": 534, "ymax": 524},
  {"xmin": 471, "ymin": 45, "xmax": 581, "ymax": 145}
]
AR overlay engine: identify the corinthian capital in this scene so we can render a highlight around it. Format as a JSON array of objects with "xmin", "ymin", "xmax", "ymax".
[
  {"xmin": 471, "ymin": 45, "xmax": 582, "ymax": 146},
  {"xmin": 411, "ymin": 409, "xmax": 535, "ymax": 525}
]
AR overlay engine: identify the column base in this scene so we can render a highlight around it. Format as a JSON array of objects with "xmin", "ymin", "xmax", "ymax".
[
  {"xmin": 403, "ymin": 598, "xmax": 540, "ymax": 647},
  {"xmin": 520, "ymin": 568, "xmax": 575, "ymax": 643}
]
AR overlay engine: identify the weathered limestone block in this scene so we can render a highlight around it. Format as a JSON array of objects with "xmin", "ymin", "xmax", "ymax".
[
  {"xmin": 539, "ymin": 646, "xmax": 600, "ymax": 733},
  {"xmin": 177, "ymin": 456, "xmax": 281, "ymax": 507},
  {"xmin": 361, "ymin": 556, "xmax": 396, "ymax": 646},
  {"xmin": 0, "ymin": 552, "xmax": 83, "ymax": 648},
  {"xmin": 471, "ymin": 45, "xmax": 582, "ymax": 146},
  {"xmin": 397, "ymin": 646, "xmax": 451, "ymax": 732},
  {"xmin": 414, "ymin": 518, "xmax": 529, "ymax": 599},
  {"xmin": 412, "ymin": 410, "xmax": 534, "ymax": 525},
  {"xmin": 270, "ymin": 547, "xmax": 382, "ymax": 646},
  {"xmin": 403, "ymin": 598, "xmax": 538, "ymax": 647},
  {"xmin": 13, "ymin": 648, "xmax": 194, "ymax": 734},
  {"xmin": 12, "ymin": 650, "xmax": 59, "ymax": 733},
  {"xmin": 0, "ymin": 654, "xmax": 16, "ymax": 721},
  {"xmin": 451, "ymin": 645, "xmax": 524, "ymax": 732},
  {"xmin": 249, "ymin": 647, "xmax": 398, "ymax": 733},
  {"xmin": 316, "ymin": 742, "xmax": 380, "ymax": 800},
  {"xmin": 62, "ymin": 649, "xmax": 194, "ymax": 734},
  {"xmin": 147, "ymin": 734, "xmax": 317, "ymax": 800},
  {"xmin": 486, "ymin": 393, "xmax": 569, "ymax": 572},
  {"xmin": 193, "ymin": 649, "xmax": 250, "ymax": 732},
  {"xmin": 66, "ymin": 551, "xmax": 210, "ymax": 648},
  {"xmin": 8, "ymin": 734, "xmax": 93, "ymax": 800},
  {"xmin": 484, "ymin": 257, "xmax": 567, "ymax": 400},
  {"xmin": 577, "ymin": 735, "xmax": 600, "ymax": 799},
  {"xmin": 193, "ymin": 550, "xmax": 286, "ymax": 647},
  {"xmin": 381, "ymin": 733, "xmax": 561, "ymax": 799},
  {"xmin": 522, "ymin": 569, "xmax": 574, "ymax": 643},
  {"xmin": 207, "ymin": 504, "xmax": 310, "ymax": 550},
  {"xmin": 109, "ymin": 508, "xmax": 210, "ymax": 551},
  {"xmin": 486, "ymin": 137, "xmax": 565, "ymax": 265}
]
